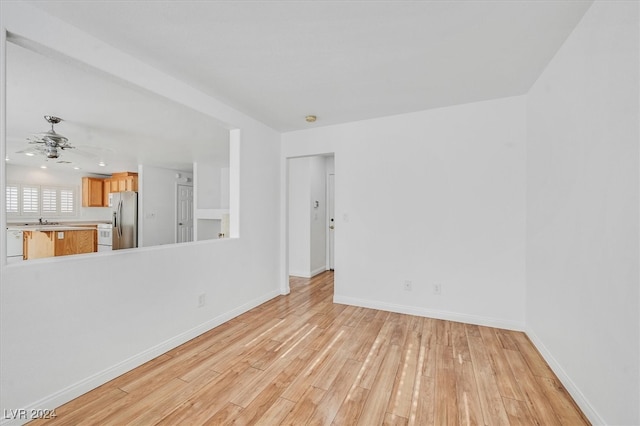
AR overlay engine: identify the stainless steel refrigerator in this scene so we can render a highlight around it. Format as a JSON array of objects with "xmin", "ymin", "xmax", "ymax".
[{"xmin": 109, "ymin": 191, "xmax": 138, "ymax": 250}]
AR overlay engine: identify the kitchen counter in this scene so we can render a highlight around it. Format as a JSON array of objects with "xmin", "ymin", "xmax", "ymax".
[{"xmin": 7, "ymin": 225, "xmax": 97, "ymax": 232}]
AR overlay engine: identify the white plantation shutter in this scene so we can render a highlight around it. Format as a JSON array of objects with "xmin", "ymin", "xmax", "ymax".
[
  {"xmin": 60, "ymin": 188, "xmax": 75, "ymax": 214},
  {"xmin": 42, "ymin": 187, "xmax": 57, "ymax": 213},
  {"xmin": 6, "ymin": 185, "xmax": 19, "ymax": 214},
  {"xmin": 6, "ymin": 183, "xmax": 77, "ymax": 217},
  {"xmin": 22, "ymin": 186, "xmax": 39, "ymax": 214}
]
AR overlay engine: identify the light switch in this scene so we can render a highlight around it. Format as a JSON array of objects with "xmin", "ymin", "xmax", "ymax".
[{"xmin": 57, "ymin": 232, "xmax": 64, "ymax": 239}]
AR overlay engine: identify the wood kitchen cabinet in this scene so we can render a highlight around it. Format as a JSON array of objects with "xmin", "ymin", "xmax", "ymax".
[
  {"xmin": 23, "ymin": 229, "xmax": 96, "ymax": 260},
  {"xmin": 87, "ymin": 172, "xmax": 138, "ymax": 207},
  {"xmin": 103, "ymin": 179, "xmax": 112, "ymax": 206},
  {"xmin": 111, "ymin": 172, "xmax": 138, "ymax": 192},
  {"xmin": 82, "ymin": 177, "xmax": 106, "ymax": 207}
]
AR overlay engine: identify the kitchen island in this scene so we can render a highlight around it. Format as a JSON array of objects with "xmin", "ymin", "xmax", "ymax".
[{"xmin": 19, "ymin": 227, "xmax": 97, "ymax": 260}]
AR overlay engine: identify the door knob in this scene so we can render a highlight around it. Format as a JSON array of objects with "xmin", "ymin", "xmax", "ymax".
[
  {"xmin": 179, "ymin": 223, "xmax": 183, "ymax": 225},
  {"xmin": 329, "ymin": 225, "xmax": 335, "ymax": 229}
]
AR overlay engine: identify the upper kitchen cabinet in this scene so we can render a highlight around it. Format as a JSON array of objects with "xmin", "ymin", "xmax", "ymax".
[
  {"xmin": 82, "ymin": 177, "xmax": 106, "ymax": 207},
  {"xmin": 110, "ymin": 172, "xmax": 138, "ymax": 193}
]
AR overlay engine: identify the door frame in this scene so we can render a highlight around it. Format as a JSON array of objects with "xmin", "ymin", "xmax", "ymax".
[
  {"xmin": 281, "ymin": 153, "xmax": 335, "ymax": 295},
  {"xmin": 326, "ymin": 173, "xmax": 335, "ymax": 271},
  {"xmin": 175, "ymin": 182, "xmax": 194, "ymax": 244}
]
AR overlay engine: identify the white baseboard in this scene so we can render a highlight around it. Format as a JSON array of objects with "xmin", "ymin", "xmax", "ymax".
[
  {"xmin": 310, "ymin": 266, "xmax": 327, "ymax": 277},
  {"xmin": 289, "ymin": 266, "xmax": 327, "ymax": 280},
  {"xmin": 525, "ymin": 328, "xmax": 605, "ymax": 425},
  {"xmin": 333, "ymin": 294, "xmax": 524, "ymax": 331},
  {"xmin": 0, "ymin": 289, "xmax": 280, "ymax": 426}
]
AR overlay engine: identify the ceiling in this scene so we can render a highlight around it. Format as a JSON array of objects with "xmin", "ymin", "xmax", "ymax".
[
  {"xmin": 6, "ymin": 1, "xmax": 593, "ymax": 174},
  {"xmin": 26, "ymin": 0, "xmax": 593, "ymax": 132},
  {"xmin": 6, "ymin": 42, "xmax": 230, "ymax": 175}
]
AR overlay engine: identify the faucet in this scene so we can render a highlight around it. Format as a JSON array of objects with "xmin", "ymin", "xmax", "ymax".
[{"xmin": 38, "ymin": 218, "xmax": 48, "ymax": 225}]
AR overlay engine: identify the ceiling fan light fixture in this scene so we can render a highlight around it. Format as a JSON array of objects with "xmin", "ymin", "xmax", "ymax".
[
  {"xmin": 46, "ymin": 146, "xmax": 59, "ymax": 158},
  {"xmin": 26, "ymin": 115, "xmax": 72, "ymax": 157}
]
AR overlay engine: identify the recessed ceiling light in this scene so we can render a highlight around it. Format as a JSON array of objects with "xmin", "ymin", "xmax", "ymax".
[
  {"xmin": 73, "ymin": 166, "xmax": 81, "ymax": 170},
  {"xmin": 25, "ymin": 152, "xmax": 35, "ymax": 157},
  {"xmin": 5, "ymin": 157, "xmax": 9, "ymax": 161},
  {"xmin": 98, "ymin": 161, "xmax": 107, "ymax": 167},
  {"xmin": 305, "ymin": 115, "xmax": 317, "ymax": 123},
  {"xmin": 40, "ymin": 165, "xmax": 47, "ymax": 169}
]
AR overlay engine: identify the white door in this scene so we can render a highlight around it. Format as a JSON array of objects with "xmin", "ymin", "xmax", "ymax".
[
  {"xmin": 177, "ymin": 184, "xmax": 193, "ymax": 243},
  {"xmin": 328, "ymin": 173, "xmax": 335, "ymax": 270}
]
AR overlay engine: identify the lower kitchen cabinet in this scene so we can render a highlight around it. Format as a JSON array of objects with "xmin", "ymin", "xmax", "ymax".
[{"xmin": 23, "ymin": 229, "xmax": 97, "ymax": 260}]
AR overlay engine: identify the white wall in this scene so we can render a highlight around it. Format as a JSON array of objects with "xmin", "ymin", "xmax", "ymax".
[
  {"xmin": 288, "ymin": 157, "xmax": 311, "ymax": 276},
  {"xmin": 526, "ymin": 1, "xmax": 639, "ymax": 424},
  {"xmin": 0, "ymin": 2, "xmax": 282, "ymax": 420},
  {"xmin": 6, "ymin": 164, "xmax": 112, "ymax": 222},
  {"xmin": 139, "ymin": 165, "xmax": 192, "ymax": 247},
  {"xmin": 309, "ymin": 156, "xmax": 327, "ymax": 275},
  {"xmin": 283, "ymin": 96, "xmax": 527, "ymax": 329},
  {"xmin": 195, "ymin": 162, "xmax": 221, "ymax": 209}
]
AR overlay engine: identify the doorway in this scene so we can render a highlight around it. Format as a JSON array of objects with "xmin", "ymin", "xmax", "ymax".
[
  {"xmin": 176, "ymin": 184, "xmax": 194, "ymax": 243},
  {"xmin": 287, "ymin": 155, "xmax": 335, "ymax": 279}
]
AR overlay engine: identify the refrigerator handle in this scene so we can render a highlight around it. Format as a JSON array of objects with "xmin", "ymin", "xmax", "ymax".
[
  {"xmin": 118, "ymin": 200, "xmax": 123, "ymax": 236},
  {"xmin": 113, "ymin": 210, "xmax": 117, "ymax": 231}
]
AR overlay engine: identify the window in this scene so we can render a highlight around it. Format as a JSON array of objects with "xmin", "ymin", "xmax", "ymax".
[
  {"xmin": 5, "ymin": 185, "xmax": 19, "ymax": 214},
  {"xmin": 6, "ymin": 183, "xmax": 77, "ymax": 217},
  {"xmin": 22, "ymin": 186, "xmax": 39, "ymax": 215},
  {"xmin": 42, "ymin": 188, "xmax": 57, "ymax": 214},
  {"xmin": 60, "ymin": 189, "xmax": 74, "ymax": 214}
]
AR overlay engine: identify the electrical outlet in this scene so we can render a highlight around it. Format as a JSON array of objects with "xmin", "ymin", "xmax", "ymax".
[
  {"xmin": 403, "ymin": 280, "xmax": 412, "ymax": 291},
  {"xmin": 198, "ymin": 293, "xmax": 206, "ymax": 307},
  {"xmin": 433, "ymin": 284, "xmax": 442, "ymax": 295}
]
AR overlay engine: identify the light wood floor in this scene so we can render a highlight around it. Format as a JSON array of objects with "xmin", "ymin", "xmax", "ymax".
[{"xmin": 31, "ymin": 271, "xmax": 589, "ymax": 425}]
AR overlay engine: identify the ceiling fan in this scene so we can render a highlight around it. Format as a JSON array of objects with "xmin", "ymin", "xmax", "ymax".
[{"xmin": 21, "ymin": 115, "xmax": 75, "ymax": 159}]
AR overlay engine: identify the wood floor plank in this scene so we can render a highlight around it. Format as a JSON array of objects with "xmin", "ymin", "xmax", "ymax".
[
  {"xmin": 30, "ymin": 271, "xmax": 589, "ymax": 426},
  {"xmin": 504, "ymin": 349, "xmax": 562, "ymax": 426},
  {"xmin": 478, "ymin": 326, "xmax": 523, "ymax": 401},
  {"xmin": 410, "ymin": 374, "xmax": 435, "ymax": 426},
  {"xmin": 511, "ymin": 331, "xmax": 555, "ymax": 378},
  {"xmin": 230, "ymin": 346, "xmax": 317, "ymax": 408},
  {"xmin": 231, "ymin": 359, "xmax": 317, "ymax": 426},
  {"xmin": 280, "ymin": 385, "xmax": 326, "ymax": 425},
  {"xmin": 356, "ymin": 318, "xmax": 397, "ymax": 390},
  {"xmin": 357, "ymin": 344, "xmax": 402, "ymax": 425},
  {"xmin": 307, "ymin": 358, "xmax": 363, "ymax": 425},
  {"xmin": 155, "ymin": 361, "xmax": 260, "ymax": 425},
  {"xmin": 467, "ymin": 335, "xmax": 511, "ymax": 425},
  {"xmin": 434, "ymin": 344, "xmax": 458, "ymax": 425},
  {"xmin": 503, "ymin": 396, "xmax": 537, "ymax": 425},
  {"xmin": 331, "ymin": 385, "xmax": 369, "ymax": 426},
  {"xmin": 387, "ymin": 329, "xmax": 420, "ymax": 418},
  {"xmin": 384, "ymin": 412, "xmax": 409, "ymax": 425},
  {"xmin": 452, "ymin": 350, "xmax": 484, "ymax": 426},
  {"xmin": 252, "ymin": 397, "xmax": 296, "ymax": 425},
  {"xmin": 30, "ymin": 387, "xmax": 127, "ymax": 426},
  {"xmin": 124, "ymin": 368, "xmax": 221, "ymax": 425},
  {"xmin": 536, "ymin": 375, "xmax": 591, "ymax": 425},
  {"xmin": 90, "ymin": 377, "xmax": 188, "ymax": 425}
]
